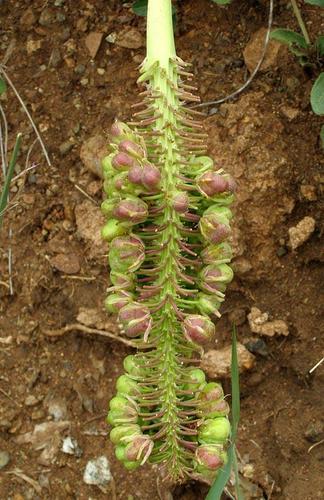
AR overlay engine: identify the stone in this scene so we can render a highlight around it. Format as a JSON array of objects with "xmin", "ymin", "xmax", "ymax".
[
  {"xmin": 49, "ymin": 48, "xmax": 62, "ymax": 68},
  {"xmin": 0, "ymin": 450, "xmax": 10, "ymax": 470},
  {"xmin": 49, "ymin": 253, "xmax": 81, "ymax": 274},
  {"xmin": 243, "ymin": 27, "xmax": 284, "ymax": 73},
  {"xmin": 304, "ymin": 421, "xmax": 324, "ymax": 443},
  {"xmin": 85, "ymin": 32, "xmax": 104, "ymax": 58},
  {"xmin": 24, "ymin": 395, "xmax": 39, "ymax": 407},
  {"xmin": 248, "ymin": 307, "xmax": 289, "ymax": 337},
  {"xmin": 245, "ymin": 338, "xmax": 269, "ymax": 357},
  {"xmin": 47, "ymin": 397, "xmax": 68, "ymax": 421},
  {"xmin": 74, "ymin": 201, "xmax": 107, "ymax": 259},
  {"xmin": 26, "ymin": 39, "xmax": 42, "ymax": 55},
  {"xmin": 202, "ymin": 342, "xmax": 255, "ymax": 378},
  {"xmin": 288, "ymin": 216, "xmax": 316, "ymax": 250},
  {"xmin": 115, "ymin": 28, "xmax": 144, "ymax": 49},
  {"xmin": 300, "ymin": 184, "xmax": 317, "ymax": 201},
  {"xmin": 62, "ymin": 436, "xmax": 82, "ymax": 457},
  {"xmin": 83, "ymin": 456, "xmax": 111, "ymax": 486},
  {"xmin": 59, "ymin": 140, "xmax": 74, "ymax": 156},
  {"xmin": 80, "ymin": 135, "xmax": 107, "ymax": 178}
]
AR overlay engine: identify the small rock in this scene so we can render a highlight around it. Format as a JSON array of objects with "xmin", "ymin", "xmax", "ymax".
[
  {"xmin": 74, "ymin": 63, "xmax": 86, "ymax": 75},
  {"xmin": 49, "ymin": 48, "xmax": 62, "ymax": 68},
  {"xmin": 47, "ymin": 397, "xmax": 68, "ymax": 421},
  {"xmin": 304, "ymin": 421, "xmax": 324, "ymax": 443},
  {"xmin": 59, "ymin": 140, "xmax": 74, "ymax": 156},
  {"xmin": 75, "ymin": 201, "xmax": 107, "ymax": 259},
  {"xmin": 248, "ymin": 307, "xmax": 289, "ymax": 337},
  {"xmin": 80, "ymin": 135, "xmax": 107, "ymax": 178},
  {"xmin": 245, "ymin": 338, "xmax": 269, "ymax": 357},
  {"xmin": 280, "ymin": 106, "xmax": 299, "ymax": 120},
  {"xmin": 288, "ymin": 216, "xmax": 316, "ymax": 250},
  {"xmin": 232, "ymin": 257, "xmax": 252, "ymax": 276},
  {"xmin": 83, "ymin": 456, "xmax": 111, "ymax": 486},
  {"xmin": 0, "ymin": 450, "xmax": 10, "ymax": 470},
  {"xmin": 24, "ymin": 395, "xmax": 39, "ymax": 407},
  {"xmin": 115, "ymin": 28, "xmax": 144, "ymax": 49},
  {"xmin": 105, "ymin": 32, "xmax": 117, "ymax": 44},
  {"xmin": 77, "ymin": 307, "xmax": 116, "ymax": 331},
  {"xmin": 97, "ymin": 67, "xmax": 105, "ymax": 75},
  {"xmin": 243, "ymin": 27, "xmax": 284, "ymax": 73},
  {"xmin": 20, "ymin": 8, "xmax": 36, "ymax": 28},
  {"xmin": 26, "ymin": 39, "xmax": 42, "ymax": 55},
  {"xmin": 76, "ymin": 17, "xmax": 88, "ymax": 32},
  {"xmin": 49, "ymin": 253, "xmax": 81, "ymax": 274},
  {"xmin": 85, "ymin": 32, "xmax": 104, "ymax": 58},
  {"xmin": 202, "ymin": 342, "xmax": 255, "ymax": 378},
  {"xmin": 300, "ymin": 184, "xmax": 317, "ymax": 201},
  {"xmin": 62, "ymin": 436, "xmax": 83, "ymax": 457}
]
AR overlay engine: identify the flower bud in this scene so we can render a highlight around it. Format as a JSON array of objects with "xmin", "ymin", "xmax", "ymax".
[
  {"xmin": 200, "ymin": 382, "xmax": 224, "ymax": 402},
  {"xmin": 101, "ymin": 198, "xmax": 116, "ymax": 217},
  {"xmin": 191, "ymin": 155, "xmax": 214, "ymax": 175},
  {"xmin": 199, "ymin": 213, "xmax": 231, "ymax": 244},
  {"xmin": 107, "ymin": 407, "xmax": 138, "ymax": 425},
  {"xmin": 172, "ymin": 191, "xmax": 189, "ymax": 214},
  {"xmin": 128, "ymin": 163, "xmax": 143, "ymax": 184},
  {"xmin": 197, "ymin": 293, "xmax": 223, "ymax": 316},
  {"xmin": 111, "ymin": 120, "xmax": 131, "ymax": 139},
  {"xmin": 102, "ymin": 154, "xmax": 114, "ymax": 176},
  {"xmin": 119, "ymin": 140, "xmax": 146, "ymax": 159},
  {"xmin": 195, "ymin": 444, "xmax": 227, "ymax": 470},
  {"xmin": 124, "ymin": 434, "xmax": 154, "ymax": 463},
  {"xmin": 200, "ymin": 242, "xmax": 232, "ymax": 265},
  {"xmin": 110, "ymin": 271, "xmax": 135, "ymax": 290},
  {"xmin": 104, "ymin": 291, "xmax": 134, "ymax": 313},
  {"xmin": 109, "ymin": 424, "xmax": 142, "ymax": 445},
  {"xmin": 198, "ymin": 418, "xmax": 231, "ymax": 444},
  {"xmin": 197, "ymin": 171, "xmax": 229, "ymax": 197},
  {"xmin": 118, "ymin": 304, "xmax": 152, "ymax": 338},
  {"xmin": 182, "ymin": 315, "xmax": 215, "ymax": 345},
  {"xmin": 109, "ymin": 396, "xmax": 137, "ymax": 420},
  {"xmin": 199, "ymin": 264, "xmax": 233, "ymax": 294},
  {"xmin": 112, "ymin": 152, "xmax": 134, "ymax": 171},
  {"xmin": 101, "ymin": 219, "xmax": 130, "ymax": 242},
  {"xmin": 124, "ymin": 460, "xmax": 141, "ymax": 470},
  {"xmin": 116, "ymin": 374, "xmax": 140, "ymax": 396},
  {"xmin": 109, "ymin": 235, "xmax": 145, "ymax": 273},
  {"xmin": 184, "ymin": 368, "xmax": 206, "ymax": 392},
  {"xmin": 204, "ymin": 205, "xmax": 232, "ymax": 221},
  {"xmin": 203, "ymin": 399, "xmax": 230, "ymax": 419},
  {"xmin": 123, "ymin": 355, "xmax": 143, "ymax": 376},
  {"xmin": 141, "ymin": 163, "xmax": 161, "ymax": 189},
  {"xmin": 113, "ymin": 197, "xmax": 148, "ymax": 224}
]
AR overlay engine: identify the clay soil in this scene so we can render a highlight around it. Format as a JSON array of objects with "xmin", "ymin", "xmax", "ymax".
[{"xmin": 0, "ymin": 1, "xmax": 323, "ymax": 499}]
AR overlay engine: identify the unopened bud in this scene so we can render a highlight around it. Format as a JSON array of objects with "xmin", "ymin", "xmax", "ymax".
[
  {"xmin": 203, "ymin": 399, "xmax": 230, "ymax": 418},
  {"xmin": 123, "ymin": 355, "xmax": 143, "ymax": 376},
  {"xmin": 110, "ymin": 271, "xmax": 135, "ymax": 290},
  {"xmin": 172, "ymin": 191, "xmax": 189, "ymax": 213},
  {"xmin": 109, "ymin": 396, "xmax": 137, "ymax": 421},
  {"xmin": 197, "ymin": 171, "xmax": 229, "ymax": 197},
  {"xmin": 199, "ymin": 213, "xmax": 231, "ymax": 244},
  {"xmin": 104, "ymin": 291, "xmax": 134, "ymax": 313},
  {"xmin": 118, "ymin": 304, "xmax": 152, "ymax": 338},
  {"xmin": 184, "ymin": 368, "xmax": 206, "ymax": 392},
  {"xmin": 201, "ymin": 242, "xmax": 232, "ymax": 265},
  {"xmin": 101, "ymin": 219, "xmax": 130, "ymax": 242},
  {"xmin": 109, "ymin": 235, "xmax": 145, "ymax": 273},
  {"xmin": 141, "ymin": 163, "xmax": 161, "ymax": 189},
  {"xmin": 124, "ymin": 435, "xmax": 154, "ymax": 463},
  {"xmin": 112, "ymin": 152, "xmax": 134, "ymax": 171},
  {"xmin": 111, "ymin": 120, "xmax": 131, "ymax": 139},
  {"xmin": 183, "ymin": 315, "xmax": 215, "ymax": 345},
  {"xmin": 197, "ymin": 293, "xmax": 223, "ymax": 316},
  {"xmin": 195, "ymin": 444, "xmax": 227, "ymax": 470},
  {"xmin": 101, "ymin": 198, "xmax": 116, "ymax": 217},
  {"xmin": 109, "ymin": 424, "xmax": 142, "ymax": 445},
  {"xmin": 119, "ymin": 140, "xmax": 146, "ymax": 159},
  {"xmin": 113, "ymin": 197, "xmax": 148, "ymax": 224},
  {"xmin": 200, "ymin": 382, "xmax": 224, "ymax": 402},
  {"xmin": 128, "ymin": 163, "xmax": 143, "ymax": 184},
  {"xmin": 116, "ymin": 374, "xmax": 140, "ymax": 396},
  {"xmin": 198, "ymin": 417, "xmax": 231, "ymax": 444},
  {"xmin": 199, "ymin": 264, "xmax": 233, "ymax": 294},
  {"xmin": 205, "ymin": 205, "xmax": 232, "ymax": 221}
]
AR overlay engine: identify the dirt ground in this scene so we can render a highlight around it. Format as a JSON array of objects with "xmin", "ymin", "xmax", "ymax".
[{"xmin": 0, "ymin": 0, "xmax": 323, "ymax": 499}]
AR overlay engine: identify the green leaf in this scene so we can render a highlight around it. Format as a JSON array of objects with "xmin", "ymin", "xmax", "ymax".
[
  {"xmin": 0, "ymin": 134, "xmax": 22, "ymax": 231},
  {"xmin": 206, "ymin": 444, "xmax": 234, "ymax": 500},
  {"xmin": 211, "ymin": 0, "xmax": 232, "ymax": 4},
  {"xmin": 320, "ymin": 125, "xmax": 324, "ymax": 149},
  {"xmin": 0, "ymin": 77, "xmax": 6, "ymax": 95},
  {"xmin": 316, "ymin": 35, "xmax": 324, "ymax": 56},
  {"xmin": 270, "ymin": 29, "xmax": 308, "ymax": 49},
  {"xmin": 310, "ymin": 73, "xmax": 324, "ymax": 114},
  {"xmin": 132, "ymin": 0, "xmax": 148, "ymax": 16},
  {"xmin": 304, "ymin": 0, "xmax": 324, "ymax": 6},
  {"xmin": 230, "ymin": 326, "xmax": 240, "ymax": 440}
]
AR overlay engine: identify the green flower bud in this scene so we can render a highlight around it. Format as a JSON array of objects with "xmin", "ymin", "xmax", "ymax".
[
  {"xmin": 109, "ymin": 235, "xmax": 145, "ymax": 273},
  {"xmin": 110, "ymin": 271, "xmax": 135, "ymax": 290},
  {"xmin": 197, "ymin": 293, "xmax": 223, "ymax": 316},
  {"xmin": 204, "ymin": 205, "xmax": 233, "ymax": 221},
  {"xmin": 199, "ymin": 264, "xmax": 233, "ymax": 294},
  {"xmin": 198, "ymin": 418, "xmax": 231, "ymax": 444},
  {"xmin": 199, "ymin": 213, "xmax": 231, "ymax": 244},
  {"xmin": 102, "ymin": 154, "xmax": 114, "ymax": 176},
  {"xmin": 191, "ymin": 155, "xmax": 214, "ymax": 175},
  {"xmin": 200, "ymin": 242, "xmax": 232, "ymax": 265},
  {"xmin": 184, "ymin": 368, "xmax": 206, "ymax": 392},
  {"xmin": 182, "ymin": 315, "xmax": 215, "ymax": 345},
  {"xmin": 200, "ymin": 382, "xmax": 224, "ymax": 402},
  {"xmin": 104, "ymin": 291, "xmax": 134, "ymax": 313},
  {"xmin": 123, "ymin": 355, "xmax": 143, "ymax": 376},
  {"xmin": 195, "ymin": 444, "xmax": 227, "ymax": 470},
  {"xmin": 101, "ymin": 219, "xmax": 130, "ymax": 242},
  {"xmin": 203, "ymin": 399, "xmax": 230, "ymax": 419},
  {"xmin": 101, "ymin": 198, "xmax": 116, "ymax": 217},
  {"xmin": 108, "ymin": 396, "xmax": 138, "ymax": 423},
  {"xmin": 124, "ymin": 434, "xmax": 154, "ymax": 463},
  {"xmin": 109, "ymin": 424, "xmax": 142, "ymax": 445},
  {"xmin": 113, "ymin": 196, "xmax": 148, "ymax": 224},
  {"xmin": 111, "ymin": 121, "xmax": 132, "ymax": 141},
  {"xmin": 115, "ymin": 444, "xmax": 127, "ymax": 461},
  {"xmin": 116, "ymin": 374, "xmax": 141, "ymax": 396},
  {"xmin": 107, "ymin": 408, "xmax": 138, "ymax": 426},
  {"xmin": 124, "ymin": 460, "xmax": 141, "ymax": 470}
]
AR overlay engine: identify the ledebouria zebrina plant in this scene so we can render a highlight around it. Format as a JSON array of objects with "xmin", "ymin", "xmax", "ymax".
[{"xmin": 101, "ymin": 0, "xmax": 236, "ymax": 483}]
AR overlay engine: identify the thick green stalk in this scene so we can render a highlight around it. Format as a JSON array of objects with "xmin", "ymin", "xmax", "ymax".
[{"xmin": 146, "ymin": 0, "xmax": 175, "ymax": 67}]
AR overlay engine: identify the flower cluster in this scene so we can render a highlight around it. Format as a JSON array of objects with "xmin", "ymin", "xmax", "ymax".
[{"xmin": 101, "ymin": 55, "xmax": 235, "ymax": 482}]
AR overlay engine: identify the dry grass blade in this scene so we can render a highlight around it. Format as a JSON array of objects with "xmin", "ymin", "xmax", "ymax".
[{"xmin": 5, "ymin": 469, "xmax": 42, "ymax": 494}]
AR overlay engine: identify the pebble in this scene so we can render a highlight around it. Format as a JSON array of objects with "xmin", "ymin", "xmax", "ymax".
[
  {"xmin": 74, "ymin": 63, "xmax": 86, "ymax": 75},
  {"xmin": 49, "ymin": 253, "xmax": 81, "ymax": 274},
  {"xmin": 280, "ymin": 106, "xmax": 299, "ymax": 121},
  {"xmin": 105, "ymin": 32, "xmax": 117, "ymax": 44},
  {"xmin": 74, "ymin": 201, "xmax": 106, "ymax": 259},
  {"xmin": 24, "ymin": 395, "xmax": 39, "ymax": 407},
  {"xmin": 47, "ymin": 397, "xmax": 68, "ymax": 421},
  {"xmin": 62, "ymin": 436, "xmax": 83, "ymax": 457},
  {"xmin": 85, "ymin": 32, "xmax": 104, "ymax": 58},
  {"xmin": 26, "ymin": 39, "xmax": 42, "ymax": 55},
  {"xmin": 304, "ymin": 421, "xmax": 324, "ymax": 443},
  {"xmin": 59, "ymin": 140, "xmax": 74, "ymax": 156},
  {"xmin": 80, "ymin": 135, "xmax": 107, "ymax": 178},
  {"xmin": 243, "ymin": 27, "xmax": 284, "ymax": 73},
  {"xmin": 288, "ymin": 216, "xmax": 316, "ymax": 250},
  {"xmin": 115, "ymin": 27, "xmax": 144, "ymax": 49},
  {"xmin": 49, "ymin": 48, "xmax": 62, "ymax": 68},
  {"xmin": 0, "ymin": 450, "xmax": 10, "ymax": 470},
  {"xmin": 202, "ymin": 342, "xmax": 255, "ymax": 378},
  {"xmin": 39, "ymin": 8, "xmax": 56, "ymax": 27},
  {"xmin": 83, "ymin": 456, "xmax": 111, "ymax": 486},
  {"xmin": 248, "ymin": 307, "xmax": 289, "ymax": 337},
  {"xmin": 245, "ymin": 338, "xmax": 269, "ymax": 357},
  {"xmin": 300, "ymin": 184, "xmax": 317, "ymax": 201}
]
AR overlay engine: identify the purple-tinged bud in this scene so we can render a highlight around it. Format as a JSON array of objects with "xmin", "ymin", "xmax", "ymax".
[
  {"xmin": 104, "ymin": 291, "xmax": 134, "ymax": 313},
  {"xmin": 114, "ymin": 172, "xmax": 129, "ymax": 191},
  {"xmin": 116, "ymin": 374, "xmax": 141, "ymax": 396},
  {"xmin": 183, "ymin": 315, "xmax": 215, "ymax": 345},
  {"xmin": 195, "ymin": 444, "xmax": 227, "ymax": 470},
  {"xmin": 199, "ymin": 213, "xmax": 231, "ymax": 244},
  {"xmin": 172, "ymin": 191, "xmax": 189, "ymax": 214},
  {"xmin": 197, "ymin": 293, "xmax": 223, "ymax": 317},
  {"xmin": 112, "ymin": 152, "xmax": 134, "ymax": 171},
  {"xmin": 197, "ymin": 171, "xmax": 229, "ymax": 197},
  {"xmin": 118, "ymin": 304, "xmax": 152, "ymax": 339},
  {"xmin": 124, "ymin": 435, "xmax": 154, "ymax": 464},
  {"xmin": 201, "ymin": 242, "xmax": 232, "ymax": 265},
  {"xmin": 142, "ymin": 163, "xmax": 161, "ymax": 189},
  {"xmin": 101, "ymin": 219, "xmax": 130, "ymax": 242},
  {"xmin": 204, "ymin": 399, "xmax": 230, "ymax": 418},
  {"xmin": 110, "ymin": 424, "xmax": 141, "ymax": 445},
  {"xmin": 110, "ymin": 271, "xmax": 135, "ymax": 290},
  {"xmin": 113, "ymin": 197, "xmax": 148, "ymax": 224},
  {"xmin": 128, "ymin": 163, "xmax": 143, "ymax": 184},
  {"xmin": 111, "ymin": 120, "xmax": 131, "ymax": 138},
  {"xmin": 199, "ymin": 264, "xmax": 233, "ymax": 294},
  {"xmin": 198, "ymin": 418, "xmax": 231, "ymax": 444},
  {"xmin": 119, "ymin": 140, "xmax": 146, "ymax": 159},
  {"xmin": 200, "ymin": 383, "xmax": 224, "ymax": 402},
  {"xmin": 109, "ymin": 235, "xmax": 145, "ymax": 273}
]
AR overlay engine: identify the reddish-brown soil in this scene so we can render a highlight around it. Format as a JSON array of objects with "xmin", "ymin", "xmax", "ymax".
[{"xmin": 0, "ymin": 1, "xmax": 323, "ymax": 499}]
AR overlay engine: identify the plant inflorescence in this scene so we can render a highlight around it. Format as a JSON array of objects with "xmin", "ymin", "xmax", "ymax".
[{"xmin": 101, "ymin": 0, "xmax": 236, "ymax": 482}]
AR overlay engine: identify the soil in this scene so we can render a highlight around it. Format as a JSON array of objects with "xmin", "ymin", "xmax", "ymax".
[{"xmin": 0, "ymin": 1, "xmax": 323, "ymax": 499}]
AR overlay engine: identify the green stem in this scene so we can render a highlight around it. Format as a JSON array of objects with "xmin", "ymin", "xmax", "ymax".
[
  {"xmin": 0, "ymin": 133, "xmax": 22, "ymax": 231},
  {"xmin": 290, "ymin": 0, "xmax": 311, "ymax": 45},
  {"xmin": 146, "ymin": 0, "xmax": 176, "ymax": 68}
]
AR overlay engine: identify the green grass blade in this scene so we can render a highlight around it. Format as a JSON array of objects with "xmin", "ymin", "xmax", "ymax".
[
  {"xmin": 233, "ymin": 445, "xmax": 244, "ymax": 500},
  {"xmin": 206, "ymin": 326, "xmax": 241, "ymax": 499},
  {"xmin": 0, "ymin": 133, "xmax": 22, "ymax": 230}
]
